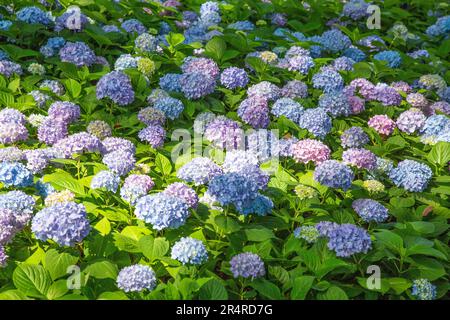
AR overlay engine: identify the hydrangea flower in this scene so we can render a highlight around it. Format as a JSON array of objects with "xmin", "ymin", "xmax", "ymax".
[
  {"xmin": 312, "ymin": 67, "xmax": 344, "ymax": 93},
  {"xmin": 54, "ymin": 132, "xmax": 104, "ymax": 158},
  {"xmin": 294, "ymin": 184, "xmax": 318, "ymax": 200},
  {"xmin": 90, "ymin": 170, "xmax": 120, "ymax": 192},
  {"xmin": 0, "ymin": 190, "xmax": 35, "ymax": 225},
  {"xmin": 389, "ymin": 160, "xmax": 432, "ymax": 192},
  {"xmin": 181, "ymin": 57, "xmax": 219, "ymax": 79},
  {"xmin": 31, "ymin": 202, "xmax": 91, "ymax": 247},
  {"xmin": 314, "ymin": 160, "xmax": 354, "ymax": 190},
  {"xmin": 159, "ymin": 73, "xmax": 182, "ymax": 93},
  {"xmin": 153, "ymin": 97, "xmax": 184, "ymax": 120},
  {"xmin": 102, "ymin": 150, "xmax": 136, "ymax": 176},
  {"xmin": 373, "ymin": 50, "xmax": 402, "ymax": 68},
  {"xmin": 135, "ymin": 33, "xmax": 158, "ymax": 53},
  {"xmin": 177, "ymin": 157, "xmax": 223, "ymax": 186},
  {"xmin": 281, "ymin": 80, "xmax": 308, "ymax": 99},
  {"xmin": 326, "ymin": 224, "xmax": 372, "ymax": 257},
  {"xmin": 134, "ymin": 193, "xmax": 190, "ymax": 230},
  {"xmin": 396, "ymin": 108, "xmax": 426, "ymax": 134},
  {"xmin": 180, "ymin": 72, "xmax": 216, "ymax": 100},
  {"xmin": 247, "ymin": 81, "xmax": 281, "ymax": 101},
  {"xmin": 230, "ymin": 252, "xmax": 265, "ymax": 279},
  {"xmin": 16, "ymin": 6, "xmax": 53, "ymax": 25},
  {"xmin": 291, "ymin": 139, "xmax": 331, "ymax": 165},
  {"xmin": 0, "ymin": 162, "xmax": 34, "ymax": 188},
  {"xmin": 40, "ymin": 80, "xmax": 65, "ymax": 96},
  {"xmin": 239, "ymin": 194, "xmax": 273, "ymax": 216},
  {"xmin": 341, "ymin": 127, "xmax": 369, "ymax": 149},
  {"xmin": 294, "ymin": 226, "xmax": 320, "ymax": 243},
  {"xmin": 271, "ymin": 98, "xmax": 304, "ymax": 123},
  {"xmin": 121, "ymin": 19, "xmax": 146, "ymax": 34},
  {"xmin": 0, "ymin": 147, "xmax": 24, "ymax": 163},
  {"xmin": 48, "ymin": 101, "xmax": 81, "ymax": 124},
  {"xmin": 193, "ymin": 112, "xmax": 216, "ymax": 135},
  {"xmin": 319, "ymin": 29, "xmax": 351, "ymax": 53},
  {"xmin": 220, "ymin": 67, "xmax": 249, "ymax": 89},
  {"xmin": 44, "ymin": 190, "xmax": 75, "ymax": 207},
  {"xmin": 204, "ymin": 116, "xmax": 244, "ymax": 150},
  {"xmin": 318, "ymin": 91, "xmax": 352, "ymax": 117},
  {"xmin": 87, "ymin": 120, "xmax": 112, "ymax": 140},
  {"xmin": 363, "ymin": 180, "xmax": 385, "ymax": 193},
  {"xmin": 342, "ymin": 148, "xmax": 377, "ymax": 170},
  {"xmin": 120, "ymin": 174, "xmax": 155, "ymax": 205},
  {"xmin": 114, "ymin": 54, "xmax": 138, "ymax": 71},
  {"xmin": 138, "ymin": 125, "xmax": 166, "ymax": 149},
  {"xmin": 163, "ymin": 182, "xmax": 198, "ymax": 209},
  {"xmin": 237, "ymin": 95, "xmax": 270, "ymax": 128},
  {"xmin": 59, "ymin": 42, "xmax": 96, "ymax": 67},
  {"xmin": 0, "ymin": 122, "xmax": 29, "ymax": 145},
  {"xmin": 368, "ymin": 115, "xmax": 396, "ymax": 136},
  {"xmin": 102, "ymin": 137, "xmax": 135, "ymax": 154},
  {"xmin": 0, "ymin": 60, "xmax": 22, "ymax": 78},
  {"xmin": 96, "ymin": 71, "xmax": 135, "ymax": 106},
  {"xmin": 352, "ymin": 198, "xmax": 389, "ymax": 223},
  {"xmin": 298, "ymin": 108, "xmax": 332, "ymax": 139},
  {"xmin": 171, "ymin": 237, "xmax": 208, "ymax": 265},
  {"xmin": 117, "ymin": 265, "xmax": 157, "ymax": 292},
  {"xmin": 411, "ymin": 279, "xmax": 437, "ymax": 300},
  {"xmin": 37, "ymin": 117, "xmax": 68, "ymax": 145}
]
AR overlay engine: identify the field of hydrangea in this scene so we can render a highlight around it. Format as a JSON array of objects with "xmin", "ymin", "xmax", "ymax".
[{"xmin": 0, "ymin": 0, "xmax": 449, "ymax": 301}]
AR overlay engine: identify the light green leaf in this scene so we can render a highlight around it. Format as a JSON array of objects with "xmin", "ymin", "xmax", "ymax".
[{"xmin": 13, "ymin": 264, "xmax": 52, "ymax": 298}]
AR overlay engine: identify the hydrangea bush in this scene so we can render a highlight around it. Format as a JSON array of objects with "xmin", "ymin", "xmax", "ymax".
[{"xmin": 0, "ymin": 0, "xmax": 449, "ymax": 301}]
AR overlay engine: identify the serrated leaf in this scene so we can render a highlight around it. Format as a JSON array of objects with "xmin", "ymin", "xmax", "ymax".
[{"xmin": 13, "ymin": 264, "xmax": 52, "ymax": 298}]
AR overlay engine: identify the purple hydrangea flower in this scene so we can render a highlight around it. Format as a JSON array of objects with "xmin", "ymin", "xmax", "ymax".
[
  {"xmin": 59, "ymin": 42, "xmax": 96, "ymax": 67},
  {"xmin": 247, "ymin": 81, "xmax": 281, "ymax": 101},
  {"xmin": 342, "ymin": 148, "xmax": 377, "ymax": 170},
  {"xmin": 314, "ymin": 160, "xmax": 354, "ymax": 190},
  {"xmin": 319, "ymin": 91, "xmax": 352, "ymax": 117},
  {"xmin": 368, "ymin": 115, "xmax": 396, "ymax": 136},
  {"xmin": 102, "ymin": 137, "xmax": 135, "ymax": 154},
  {"xmin": 37, "ymin": 117, "xmax": 68, "ymax": 145},
  {"xmin": 230, "ymin": 252, "xmax": 265, "ymax": 279},
  {"xmin": 341, "ymin": 127, "xmax": 369, "ymax": 149},
  {"xmin": 396, "ymin": 108, "xmax": 426, "ymax": 134},
  {"xmin": 316, "ymin": 221, "xmax": 340, "ymax": 237},
  {"xmin": 120, "ymin": 174, "xmax": 155, "ymax": 205},
  {"xmin": 237, "ymin": 95, "xmax": 270, "ymax": 128},
  {"xmin": 281, "ymin": 80, "xmax": 308, "ymax": 99},
  {"xmin": 54, "ymin": 132, "xmax": 104, "ymax": 158},
  {"xmin": 326, "ymin": 224, "xmax": 372, "ymax": 257},
  {"xmin": 220, "ymin": 67, "xmax": 249, "ymax": 89},
  {"xmin": 121, "ymin": 19, "xmax": 146, "ymax": 34},
  {"xmin": 291, "ymin": 139, "xmax": 331, "ymax": 165},
  {"xmin": 352, "ymin": 198, "xmax": 389, "ymax": 223},
  {"xmin": 163, "ymin": 182, "xmax": 198, "ymax": 209},
  {"xmin": 138, "ymin": 125, "xmax": 166, "ymax": 149},
  {"xmin": 180, "ymin": 72, "xmax": 216, "ymax": 100},
  {"xmin": 48, "ymin": 101, "xmax": 81, "ymax": 124},
  {"xmin": 96, "ymin": 71, "xmax": 135, "ymax": 106},
  {"xmin": 181, "ymin": 57, "xmax": 220, "ymax": 79},
  {"xmin": 102, "ymin": 150, "xmax": 136, "ymax": 176},
  {"xmin": 0, "ymin": 122, "xmax": 28, "ymax": 145},
  {"xmin": 204, "ymin": 116, "xmax": 244, "ymax": 149}
]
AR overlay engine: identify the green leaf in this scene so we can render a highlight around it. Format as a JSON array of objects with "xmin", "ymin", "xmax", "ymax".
[
  {"xmin": 199, "ymin": 279, "xmax": 228, "ymax": 300},
  {"xmin": 64, "ymin": 79, "xmax": 82, "ymax": 98},
  {"xmin": 317, "ymin": 286, "xmax": 348, "ymax": 300},
  {"xmin": 46, "ymin": 280, "xmax": 69, "ymax": 300},
  {"xmin": 155, "ymin": 153, "xmax": 172, "ymax": 176},
  {"xmin": 13, "ymin": 264, "xmax": 52, "ymax": 298},
  {"xmin": 138, "ymin": 236, "xmax": 170, "ymax": 261},
  {"xmin": 375, "ymin": 230, "xmax": 404, "ymax": 253},
  {"xmin": 97, "ymin": 291, "xmax": 129, "ymax": 300},
  {"xmin": 250, "ymin": 279, "xmax": 284, "ymax": 300},
  {"xmin": 84, "ymin": 260, "xmax": 118, "ymax": 279},
  {"xmin": 0, "ymin": 290, "xmax": 30, "ymax": 300},
  {"xmin": 113, "ymin": 233, "xmax": 141, "ymax": 253},
  {"xmin": 44, "ymin": 249, "xmax": 79, "ymax": 281},
  {"xmin": 427, "ymin": 142, "xmax": 450, "ymax": 167},
  {"xmin": 291, "ymin": 276, "xmax": 315, "ymax": 300},
  {"xmin": 94, "ymin": 217, "xmax": 111, "ymax": 236},
  {"xmin": 386, "ymin": 278, "xmax": 411, "ymax": 295},
  {"xmin": 245, "ymin": 227, "xmax": 275, "ymax": 242},
  {"xmin": 166, "ymin": 33, "xmax": 185, "ymax": 47},
  {"xmin": 205, "ymin": 37, "xmax": 226, "ymax": 61},
  {"xmin": 214, "ymin": 216, "xmax": 241, "ymax": 234}
]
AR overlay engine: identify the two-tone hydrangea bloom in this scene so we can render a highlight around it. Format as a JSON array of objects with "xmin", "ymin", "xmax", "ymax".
[
  {"xmin": 341, "ymin": 127, "xmax": 369, "ymax": 148},
  {"xmin": 391, "ymin": 81, "xmax": 413, "ymax": 94},
  {"xmin": 0, "ymin": 147, "xmax": 24, "ymax": 163},
  {"xmin": 121, "ymin": 19, "xmax": 146, "ymax": 34},
  {"xmin": 294, "ymin": 226, "xmax": 320, "ymax": 243},
  {"xmin": 368, "ymin": 115, "xmax": 396, "ymax": 136},
  {"xmin": 230, "ymin": 252, "xmax": 265, "ymax": 279},
  {"xmin": 153, "ymin": 97, "xmax": 184, "ymax": 120},
  {"xmin": 59, "ymin": 41, "xmax": 96, "ymax": 67},
  {"xmin": 247, "ymin": 81, "xmax": 281, "ymax": 101},
  {"xmin": 314, "ymin": 160, "xmax": 354, "ymax": 190},
  {"xmin": 352, "ymin": 199, "xmax": 389, "ymax": 223},
  {"xmin": 0, "ymin": 208, "xmax": 21, "ymax": 245},
  {"xmin": 220, "ymin": 67, "xmax": 249, "ymax": 89},
  {"xmin": 406, "ymin": 93, "xmax": 428, "ymax": 108},
  {"xmin": 420, "ymin": 115, "xmax": 450, "ymax": 139},
  {"xmin": 389, "ymin": 160, "xmax": 432, "ymax": 192},
  {"xmin": 271, "ymin": 98, "xmax": 304, "ymax": 123},
  {"xmin": 87, "ymin": 120, "xmax": 112, "ymax": 140},
  {"xmin": 114, "ymin": 54, "xmax": 138, "ymax": 71},
  {"xmin": 237, "ymin": 95, "xmax": 270, "ymax": 128},
  {"xmin": 208, "ymin": 172, "xmax": 259, "ymax": 210},
  {"xmin": 96, "ymin": 71, "xmax": 135, "ymax": 106},
  {"xmin": 177, "ymin": 157, "xmax": 223, "ymax": 186},
  {"xmin": 54, "ymin": 132, "xmax": 104, "ymax": 158},
  {"xmin": 294, "ymin": 184, "xmax": 318, "ymax": 200},
  {"xmin": 363, "ymin": 180, "xmax": 385, "ymax": 193},
  {"xmin": 297, "ymin": 108, "xmax": 332, "ymax": 139},
  {"xmin": 181, "ymin": 57, "xmax": 220, "ymax": 79},
  {"xmin": 16, "ymin": 6, "xmax": 53, "ymax": 25},
  {"xmin": 102, "ymin": 137, "xmax": 135, "ymax": 154},
  {"xmin": 171, "ymin": 237, "xmax": 208, "ymax": 265},
  {"xmin": 0, "ymin": 162, "xmax": 33, "ymax": 188},
  {"xmin": 138, "ymin": 125, "xmax": 166, "ymax": 149},
  {"xmin": 44, "ymin": 190, "xmax": 75, "ymax": 207},
  {"xmin": 120, "ymin": 174, "xmax": 155, "ymax": 205},
  {"xmin": 396, "ymin": 108, "xmax": 426, "ymax": 134},
  {"xmin": 318, "ymin": 91, "xmax": 352, "ymax": 117},
  {"xmin": 163, "ymin": 182, "xmax": 198, "ymax": 209},
  {"xmin": 281, "ymin": 80, "xmax": 308, "ymax": 99},
  {"xmin": 326, "ymin": 224, "xmax": 372, "ymax": 257},
  {"xmin": 102, "ymin": 150, "xmax": 136, "ymax": 176},
  {"xmin": 54, "ymin": 7, "xmax": 89, "ymax": 32},
  {"xmin": 342, "ymin": 148, "xmax": 377, "ymax": 170},
  {"xmin": 418, "ymin": 74, "xmax": 447, "ymax": 93},
  {"xmin": 117, "ymin": 265, "xmax": 157, "ymax": 292},
  {"xmin": 312, "ymin": 67, "xmax": 344, "ymax": 93},
  {"xmin": 134, "ymin": 33, "xmax": 158, "ymax": 53},
  {"xmin": 48, "ymin": 101, "xmax": 80, "ymax": 124},
  {"xmin": 90, "ymin": 170, "xmax": 121, "ymax": 192},
  {"xmin": 291, "ymin": 139, "xmax": 331, "ymax": 165},
  {"xmin": 31, "ymin": 202, "xmax": 91, "ymax": 247},
  {"xmin": 411, "ymin": 279, "xmax": 437, "ymax": 300},
  {"xmin": 137, "ymin": 57, "xmax": 156, "ymax": 76},
  {"xmin": 0, "ymin": 190, "xmax": 35, "ymax": 227},
  {"xmin": 180, "ymin": 72, "xmax": 216, "ymax": 100},
  {"xmin": 204, "ymin": 116, "xmax": 244, "ymax": 150},
  {"xmin": 430, "ymin": 101, "xmax": 450, "ymax": 115},
  {"xmin": 27, "ymin": 63, "xmax": 45, "ymax": 75},
  {"xmin": 134, "ymin": 193, "xmax": 190, "ymax": 230}
]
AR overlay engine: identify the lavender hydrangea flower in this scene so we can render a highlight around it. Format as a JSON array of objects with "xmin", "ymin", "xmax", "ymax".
[
  {"xmin": 90, "ymin": 170, "xmax": 120, "ymax": 192},
  {"xmin": 31, "ymin": 202, "xmax": 91, "ymax": 247},
  {"xmin": 181, "ymin": 57, "xmax": 220, "ymax": 79},
  {"xmin": 0, "ymin": 208, "xmax": 21, "ymax": 245},
  {"xmin": 318, "ymin": 91, "xmax": 352, "ymax": 117},
  {"xmin": 204, "ymin": 116, "xmax": 244, "ymax": 149},
  {"xmin": 406, "ymin": 93, "xmax": 428, "ymax": 108},
  {"xmin": 284, "ymin": 54, "xmax": 315, "ymax": 74},
  {"xmin": 193, "ymin": 112, "xmax": 216, "ymax": 135},
  {"xmin": 247, "ymin": 81, "xmax": 281, "ymax": 101},
  {"xmin": 114, "ymin": 54, "xmax": 138, "ymax": 71},
  {"xmin": 0, "ymin": 108, "xmax": 26, "ymax": 125},
  {"xmin": 59, "ymin": 42, "xmax": 96, "ymax": 67},
  {"xmin": 411, "ymin": 279, "xmax": 437, "ymax": 300},
  {"xmin": 87, "ymin": 120, "xmax": 112, "ymax": 140},
  {"xmin": 134, "ymin": 193, "xmax": 190, "ymax": 230},
  {"xmin": 24, "ymin": 149, "xmax": 52, "ymax": 174},
  {"xmin": 396, "ymin": 108, "xmax": 426, "ymax": 134},
  {"xmin": 237, "ymin": 95, "xmax": 270, "ymax": 128},
  {"xmin": 368, "ymin": 115, "xmax": 396, "ymax": 136},
  {"xmin": 177, "ymin": 157, "xmax": 223, "ymax": 186},
  {"xmin": 40, "ymin": 80, "xmax": 65, "ymax": 96},
  {"xmin": 121, "ymin": 19, "xmax": 146, "ymax": 34},
  {"xmin": 291, "ymin": 139, "xmax": 331, "ymax": 165},
  {"xmin": 48, "ymin": 101, "xmax": 81, "ymax": 124},
  {"xmin": 0, "ymin": 162, "xmax": 33, "ymax": 188},
  {"xmin": 342, "ymin": 148, "xmax": 377, "ymax": 170},
  {"xmin": 0, "ymin": 122, "xmax": 29, "ymax": 145},
  {"xmin": 96, "ymin": 71, "xmax": 135, "ymax": 106},
  {"xmin": 352, "ymin": 198, "xmax": 389, "ymax": 223},
  {"xmin": 137, "ymin": 107, "xmax": 166, "ymax": 126},
  {"xmin": 0, "ymin": 147, "xmax": 24, "ymax": 163},
  {"xmin": 180, "ymin": 72, "xmax": 216, "ymax": 100},
  {"xmin": 389, "ymin": 160, "xmax": 432, "ymax": 192},
  {"xmin": 171, "ymin": 237, "xmax": 208, "ymax": 265},
  {"xmin": 120, "ymin": 174, "xmax": 155, "ymax": 205},
  {"xmin": 37, "ymin": 117, "xmax": 68, "ymax": 145},
  {"xmin": 230, "ymin": 252, "xmax": 265, "ymax": 279},
  {"xmin": 117, "ymin": 265, "xmax": 157, "ymax": 292},
  {"xmin": 0, "ymin": 191, "xmax": 35, "ymax": 226},
  {"xmin": 298, "ymin": 108, "xmax": 332, "ymax": 139},
  {"xmin": 343, "ymin": 0, "xmax": 370, "ymax": 20},
  {"xmin": 54, "ymin": 132, "xmax": 104, "ymax": 158},
  {"xmin": 341, "ymin": 127, "xmax": 369, "ymax": 149},
  {"xmin": 316, "ymin": 221, "xmax": 340, "ymax": 237},
  {"xmin": 102, "ymin": 150, "xmax": 136, "ymax": 176},
  {"xmin": 138, "ymin": 125, "xmax": 166, "ymax": 149},
  {"xmin": 281, "ymin": 80, "xmax": 308, "ymax": 99},
  {"xmin": 314, "ymin": 160, "xmax": 354, "ymax": 190},
  {"xmin": 312, "ymin": 67, "xmax": 344, "ymax": 93},
  {"xmin": 102, "ymin": 137, "xmax": 135, "ymax": 154},
  {"xmin": 0, "ymin": 246, "xmax": 7, "ymax": 267},
  {"xmin": 220, "ymin": 67, "xmax": 249, "ymax": 89},
  {"xmin": 326, "ymin": 224, "xmax": 372, "ymax": 257}
]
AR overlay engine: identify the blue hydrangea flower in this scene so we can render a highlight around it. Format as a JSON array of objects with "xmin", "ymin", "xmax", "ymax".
[
  {"xmin": 326, "ymin": 224, "xmax": 372, "ymax": 257},
  {"xmin": 294, "ymin": 226, "xmax": 320, "ymax": 243},
  {"xmin": 318, "ymin": 29, "xmax": 351, "ymax": 53},
  {"xmin": 411, "ymin": 279, "xmax": 437, "ymax": 300},
  {"xmin": 121, "ymin": 19, "xmax": 146, "ymax": 34},
  {"xmin": 117, "ymin": 264, "xmax": 157, "ymax": 292},
  {"xmin": 90, "ymin": 170, "xmax": 120, "ymax": 192},
  {"xmin": 312, "ymin": 67, "xmax": 344, "ymax": 93},
  {"xmin": 135, "ymin": 33, "xmax": 158, "ymax": 53},
  {"xmin": 352, "ymin": 199, "xmax": 389, "ymax": 223},
  {"xmin": 342, "ymin": 0, "xmax": 369, "ymax": 20},
  {"xmin": 171, "ymin": 237, "xmax": 208, "ymax": 265},
  {"xmin": 318, "ymin": 91, "xmax": 352, "ymax": 117},
  {"xmin": 220, "ymin": 67, "xmax": 249, "ymax": 89},
  {"xmin": 227, "ymin": 20, "xmax": 254, "ymax": 31},
  {"xmin": 271, "ymin": 98, "xmax": 304, "ymax": 123},
  {"xmin": 114, "ymin": 54, "xmax": 137, "ymax": 71},
  {"xmin": 102, "ymin": 137, "xmax": 136, "ymax": 154},
  {"xmin": 180, "ymin": 72, "xmax": 216, "ymax": 100},
  {"xmin": 229, "ymin": 252, "xmax": 265, "ymax": 279},
  {"xmin": 314, "ymin": 160, "xmax": 354, "ymax": 190},
  {"xmin": 316, "ymin": 221, "xmax": 340, "ymax": 237},
  {"xmin": 177, "ymin": 157, "xmax": 223, "ymax": 186},
  {"xmin": 426, "ymin": 15, "xmax": 450, "ymax": 37},
  {"xmin": 138, "ymin": 125, "xmax": 166, "ymax": 149},
  {"xmin": 102, "ymin": 150, "xmax": 136, "ymax": 176},
  {"xmin": 247, "ymin": 81, "xmax": 281, "ymax": 101},
  {"xmin": 340, "ymin": 127, "xmax": 369, "ymax": 149},
  {"xmin": 0, "ymin": 162, "xmax": 34, "ymax": 188},
  {"xmin": 153, "ymin": 97, "xmax": 184, "ymax": 120},
  {"xmin": 389, "ymin": 160, "xmax": 432, "ymax": 192},
  {"xmin": 343, "ymin": 47, "xmax": 366, "ymax": 62},
  {"xmin": 16, "ymin": 6, "xmax": 53, "ymax": 25},
  {"xmin": 159, "ymin": 73, "xmax": 182, "ymax": 93},
  {"xmin": 373, "ymin": 50, "xmax": 402, "ymax": 68},
  {"xmin": 134, "ymin": 193, "xmax": 190, "ymax": 230},
  {"xmin": 297, "ymin": 108, "xmax": 332, "ymax": 139},
  {"xmin": 96, "ymin": 71, "xmax": 135, "ymax": 106},
  {"xmin": 59, "ymin": 42, "xmax": 96, "ymax": 67},
  {"xmin": 239, "ymin": 194, "xmax": 273, "ymax": 216},
  {"xmin": 31, "ymin": 202, "xmax": 91, "ymax": 247}
]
